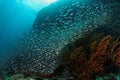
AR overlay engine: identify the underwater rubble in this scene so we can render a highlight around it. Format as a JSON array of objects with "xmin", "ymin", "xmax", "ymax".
[{"xmin": 0, "ymin": 0, "xmax": 120, "ymax": 80}]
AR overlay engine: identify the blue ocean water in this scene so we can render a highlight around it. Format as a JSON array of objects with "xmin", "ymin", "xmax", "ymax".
[
  {"xmin": 0, "ymin": 0, "xmax": 120, "ymax": 79},
  {"xmin": 0, "ymin": 0, "xmax": 56, "ymax": 64}
]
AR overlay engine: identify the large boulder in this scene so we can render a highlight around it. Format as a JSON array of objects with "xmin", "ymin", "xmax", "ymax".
[{"xmin": 5, "ymin": 0, "xmax": 120, "ymax": 74}]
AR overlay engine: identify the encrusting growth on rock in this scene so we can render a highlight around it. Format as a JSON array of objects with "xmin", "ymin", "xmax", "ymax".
[
  {"xmin": 59, "ymin": 34, "xmax": 120, "ymax": 80},
  {"xmin": 79, "ymin": 35, "xmax": 112, "ymax": 80},
  {"xmin": 113, "ymin": 49, "xmax": 120, "ymax": 67}
]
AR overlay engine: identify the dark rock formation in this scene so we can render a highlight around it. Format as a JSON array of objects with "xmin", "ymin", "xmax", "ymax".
[{"xmin": 5, "ymin": 0, "xmax": 120, "ymax": 75}]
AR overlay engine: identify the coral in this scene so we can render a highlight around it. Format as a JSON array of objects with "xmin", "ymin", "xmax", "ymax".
[
  {"xmin": 61, "ymin": 46, "xmax": 87, "ymax": 74},
  {"xmin": 78, "ymin": 35, "xmax": 112, "ymax": 80},
  {"xmin": 3, "ymin": 0, "xmax": 120, "ymax": 77},
  {"xmin": 110, "ymin": 37, "xmax": 120, "ymax": 54},
  {"xmin": 59, "ymin": 34, "xmax": 120, "ymax": 80},
  {"xmin": 95, "ymin": 35, "xmax": 111, "ymax": 55},
  {"xmin": 3, "ymin": 32, "xmax": 120, "ymax": 80},
  {"xmin": 90, "ymin": 40, "xmax": 97, "ymax": 53},
  {"xmin": 113, "ymin": 49, "xmax": 120, "ymax": 67}
]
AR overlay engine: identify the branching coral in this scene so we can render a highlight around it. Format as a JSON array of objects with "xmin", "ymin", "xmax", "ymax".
[
  {"xmin": 59, "ymin": 34, "xmax": 120, "ymax": 80},
  {"xmin": 107, "ymin": 36, "xmax": 120, "ymax": 68},
  {"xmin": 113, "ymin": 49, "xmax": 120, "ymax": 67},
  {"xmin": 90, "ymin": 40, "xmax": 97, "ymax": 53},
  {"xmin": 95, "ymin": 35, "xmax": 111, "ymax": 55},
  {"xmin": 61, "ymin": 46, "xmax": 87, "ymax": 74},
  {"xmin": 79, "ymin": 35, "xmax": 112, "ymax": 80},
  {"xmin": 110, "ymin": 37, "xmax": 120, "ymax": 54},
  {"xmin": 5, "ymin": 33, "xmax": 119, "ymax": 80}
]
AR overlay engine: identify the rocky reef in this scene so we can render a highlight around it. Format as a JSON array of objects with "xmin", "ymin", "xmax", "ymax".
[
  {"xmin": 1, "ymin": 0, "xmax": 120, "ymax": 80},
  {"xmin": 59, "ymin": 32, "xmax": 120, "ymax": 80},
  {"xmin": 2, "ymin": 31, "xmax": 120, "ymax": 80}
]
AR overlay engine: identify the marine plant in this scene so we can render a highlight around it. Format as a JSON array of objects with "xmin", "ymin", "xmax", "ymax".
[{"xmin": 59, "ymin": 34, "xmax": 120, "ymax": 80}]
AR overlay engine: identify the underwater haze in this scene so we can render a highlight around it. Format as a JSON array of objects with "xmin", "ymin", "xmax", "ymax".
[
  {"xmin": 0, "ymin": 0, "xmax": 57, "ymax": 63},
  {"xmin": 0, "ymin": 0, "xmax": 120, "ymax": 80}
]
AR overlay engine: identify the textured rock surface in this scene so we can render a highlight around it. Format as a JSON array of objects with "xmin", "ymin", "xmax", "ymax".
[{"xmin": 5, "ymin": 0, "xmax": 120, "ymax": 74}]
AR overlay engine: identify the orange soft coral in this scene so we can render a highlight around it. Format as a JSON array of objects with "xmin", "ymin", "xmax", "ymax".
[
  {"xmin": 95, "ymin": 35, "xmax": 111, "ymax": 55},
  {"xmin": 59, "ymin": 34, "xmax": 120, "ymax": 80},
  {"xmin": 113, "ymin": 49, "xmax": 120, "ymax": 67},
  {"xmin": 79, "ymin": 35, "xmax": 112, "ymax": 79}
]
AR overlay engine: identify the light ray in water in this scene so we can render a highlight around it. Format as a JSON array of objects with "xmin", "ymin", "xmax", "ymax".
[{"xmin": 17, "ymin": 0, "xmax": 57, "ymax": 11}]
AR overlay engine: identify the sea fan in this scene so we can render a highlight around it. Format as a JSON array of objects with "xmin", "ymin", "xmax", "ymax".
[{"xmin": 59, "ymin": 34, "xmax": 120, "ymax": 80}]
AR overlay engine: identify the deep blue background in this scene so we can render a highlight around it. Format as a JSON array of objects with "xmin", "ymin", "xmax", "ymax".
[{"xmin": 0, "ymin": 0, "xmax": 38, "ymax": 63}]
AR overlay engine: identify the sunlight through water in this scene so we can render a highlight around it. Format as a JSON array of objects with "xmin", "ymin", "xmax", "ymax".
[{"xmin": 17, "ymin": 0, "xmax": 57, "ymax": 11}]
